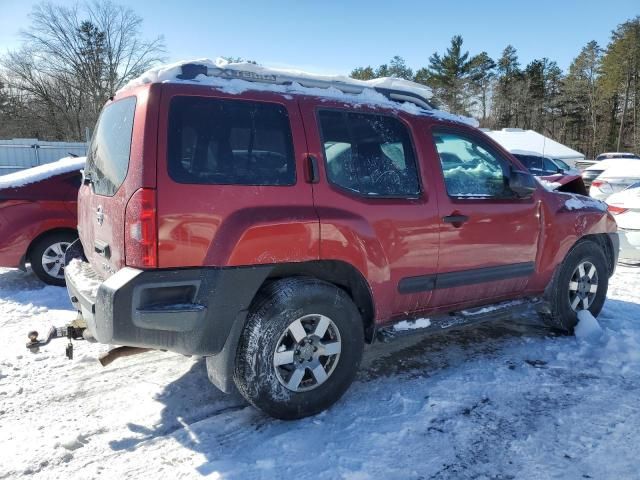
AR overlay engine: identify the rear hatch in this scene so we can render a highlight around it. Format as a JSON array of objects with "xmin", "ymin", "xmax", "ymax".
[{"xmin": 78, "ymin": 87, "xmax": 157, "ymax": 279}]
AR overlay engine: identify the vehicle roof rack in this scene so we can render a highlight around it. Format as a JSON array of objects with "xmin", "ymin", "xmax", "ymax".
[{"xmin": 177, "ymin": 63, "xmax": 434, "ymax": 111}]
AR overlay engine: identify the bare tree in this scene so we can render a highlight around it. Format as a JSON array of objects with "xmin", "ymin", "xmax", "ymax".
[{"xmin": 1, "ymin": 1, "xmax": 165, "ymax": 140}]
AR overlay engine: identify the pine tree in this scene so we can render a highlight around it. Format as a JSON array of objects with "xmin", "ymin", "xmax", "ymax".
[
  {"xmin": 423, "ymin": 35, "xmax": 474, "ymax": 114},
  {"xmin": 350, "ymin": 66, "xmax": 375, "ymax": 80},
  {"xmin": 600, "ymin": 17, "xmax": 640, "ymax": 151},
  {"xmin": 468, "ymin": 51, "xmax": 496, "ymax": 122},
  {"xmin": 387, "ymin": 56, "xmax": 413, "ymax": 80},
  {"xmin": 493, "ymin": 45, "xmax": 523, "ymax": 127}
]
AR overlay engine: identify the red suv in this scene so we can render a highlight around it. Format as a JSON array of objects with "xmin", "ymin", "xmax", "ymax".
[
  {"xmin": 0, "ymin": 158, "xmax": 83, "ymax": 285},
  {"xmin": 64, "ymin": 62, "xmax": 618, "ymax": 419}
]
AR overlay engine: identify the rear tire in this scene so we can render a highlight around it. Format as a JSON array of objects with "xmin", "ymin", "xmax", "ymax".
[
  {"xmin": 29, "ymin": 231, "xmax": 77, "ymax": 286},
  {"xmin": 233, "ymin": 277, "xmax": 364, "ymax": 420},
  {"xmin": 545, "ymin": 240, "xmax": 609, "ymax": 333}
]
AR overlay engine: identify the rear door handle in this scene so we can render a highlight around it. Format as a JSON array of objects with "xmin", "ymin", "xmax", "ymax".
[
  {"xmin": 306, "ymin": 155, "xmax": 319, "ymax": 183},
  {"xmin": 442, "ymin": 214, "xmax": 469, "ymax": 224}
]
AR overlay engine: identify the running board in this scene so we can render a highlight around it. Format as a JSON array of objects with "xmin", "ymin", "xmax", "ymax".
[{"xmin": 377, "ymin": 297, "xmax": 544, "ymax": 342}]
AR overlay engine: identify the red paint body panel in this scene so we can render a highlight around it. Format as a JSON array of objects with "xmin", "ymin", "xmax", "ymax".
[
  {"xmin": 154, "ymin": 85, "xmax": 319, "ymax": 268},
  {"xmin": 298, "ymin": 100, "xmax": 441, "ymax": 322},
  {"xmin": 77, "ymin": 81, "xmax": 618, "ymax": 328},
  {"xmin": 78, "ymin": 84, "xmax": 160, "ymax": 278},
  {"xmin": 0, "ymin": 171, "xmax": 80, "ymax": 268}
]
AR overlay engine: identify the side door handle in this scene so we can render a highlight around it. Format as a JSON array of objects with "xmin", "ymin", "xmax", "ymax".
[
  {"xmin": 442, "ymin": 214, "xmax": 469, "ymax": 224},
  {"xmin": 305, "ymin": 155, "xmax": 320, "ymax": 183}
]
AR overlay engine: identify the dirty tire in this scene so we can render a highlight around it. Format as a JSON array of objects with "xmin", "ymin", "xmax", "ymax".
[
  {"xmin": 233, "ymin": 277, "xmax": 364, "ymax": 420},
  {"xmin": 546, "ymin": 240, "xmax": 609, "ymax": 333},
  {"xmin": 29, "ymin": 231, "xmax": 78, "ymax": 286}
]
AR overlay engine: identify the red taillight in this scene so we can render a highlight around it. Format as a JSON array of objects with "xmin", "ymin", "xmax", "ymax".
[
  {"xmin": 125, "ymin": 188, "xmax": 157, "ymax": 268},
  {"xmin": 591, "ymin": 179, "xmax": 613, "ymax": 194},
  {"xmin": 607, "ymin": 204, "xmax": 628, "ymax": 215}
]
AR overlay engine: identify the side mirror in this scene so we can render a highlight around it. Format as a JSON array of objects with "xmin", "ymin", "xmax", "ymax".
[{"xmin": 509, "ymin": 168, "xmax": 537, "ymax": 198}]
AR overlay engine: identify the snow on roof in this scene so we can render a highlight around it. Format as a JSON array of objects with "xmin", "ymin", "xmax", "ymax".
[
  {"xmin": 0, "ymin": 156, "xmax": 85, "ymax": 190},
  {"xmin": 121, "ymin": 57, "xmax": 479, "ymax": 127},
  {"xmin": 484, "ymin": 128, "xmax": 584, "ymax": 160}
]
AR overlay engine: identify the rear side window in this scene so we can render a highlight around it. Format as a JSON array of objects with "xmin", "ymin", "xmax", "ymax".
[
  {"xmin": 86, "ymin": 96, "xmax": 137, "ymax": 196},
  {"xmin": 167, "ymin": 97, "xmax": 295, "ymax": 186},
  {"xmin": 318, "ymin": 110, "xmax": 420, "ymax": 197}
]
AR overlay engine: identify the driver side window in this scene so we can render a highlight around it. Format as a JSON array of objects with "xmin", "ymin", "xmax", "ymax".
[
  {"xmin": 318, "ymin": 110, "xmax": 420, "ymax": 197},
  {"xmin": 432, "ymin": 131, "xmax": 514, "ymax": 198}
]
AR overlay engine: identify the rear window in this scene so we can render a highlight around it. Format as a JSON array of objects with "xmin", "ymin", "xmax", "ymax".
[
  {"xmin": 85, "ymin": 96, "xmax": 137, "ymax": 196},
  {"xmin": 167, "ymin": 96, "xmax": 295, "ymax": 186}
]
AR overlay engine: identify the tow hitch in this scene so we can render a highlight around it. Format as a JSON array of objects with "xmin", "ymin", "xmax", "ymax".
[{"xmin": 26, "ymin": 318, "xmax": 87, "ymax": 359}]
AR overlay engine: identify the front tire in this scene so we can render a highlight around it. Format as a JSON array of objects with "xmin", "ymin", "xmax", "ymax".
[
  {"xmin": 29, "ymin": 231, "xmax": 77, "ymax": 286},
  {"xmin": 546, "ymin": 240, "xmax": 609, "ymax": 333},
  {"xmin": 233, "ymin": 277, "xmax": 364, "ymax": 420}
]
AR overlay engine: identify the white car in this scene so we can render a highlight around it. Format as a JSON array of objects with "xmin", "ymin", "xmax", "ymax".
[
  {"xmin": 588, "ymin": 160, "xmax": 640, "ymax": 201},
  {"xmin": 582, "ymin": 154, "xmax": 640, "ymax": 189},
  {"xmin": 607, "ymin": 183, "xmax": 640, "ymax": 262}
]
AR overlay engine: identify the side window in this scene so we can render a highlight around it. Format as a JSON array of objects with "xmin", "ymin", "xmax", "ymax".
[
  {"xmin": 543, "ymin": 157, "xmax": 559, "ymax": 172},
  {"xmin": 167, "ymin": 96, "xmax": 295, "ymax": 186},
  {"xmin": 526, "ymin": 155, "xmax": 543, "ymax": 171},
  {"xmin": 432, "ymin": 131, "xmax": 514, "ymax": 198},
  {"xmin": 318, "ymin": 110, "xmax": 420, "ymax": 197}
]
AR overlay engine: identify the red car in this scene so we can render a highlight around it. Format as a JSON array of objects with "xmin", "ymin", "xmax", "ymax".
[
  {"xmin": 0, "ymin": 157, "xmax": 83, "ymax": 285},
  {"xmin": 64, "ymin": 62, "xmax": 618, "ymax": 419}
]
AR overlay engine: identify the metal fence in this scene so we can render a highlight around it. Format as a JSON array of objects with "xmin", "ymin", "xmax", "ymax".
[{"xmin": 0, "ymin": 139, "xmax": 88, "ymax": 175}]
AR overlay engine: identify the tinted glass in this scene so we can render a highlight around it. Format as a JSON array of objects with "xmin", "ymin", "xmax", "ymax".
[
  {"xmin": 433, "ymin": 132, "xmax": 513, "ymax": 198},
  {"xmin": 318, "ymin": 110, "xmax": 420, "ymax": 196},
  {"xmin": 85, "ymin": 96, "xmax": 137, "ymax": 196},
  {"xmin": 168, "ymin": 97, "xmax": 295, "ymax": 186},
  {"xmin": 514, "ymin": 154, "xmax": 538, "ymax": 170},
  {"xmin": 543, "ymin": 157, "xmax": 559, "ymax": 172}
]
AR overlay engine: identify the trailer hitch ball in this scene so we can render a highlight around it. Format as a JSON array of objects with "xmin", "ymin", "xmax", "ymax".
[{"xmin": 28, "ymin": 331, "xmax": 39, "ymax": 343}]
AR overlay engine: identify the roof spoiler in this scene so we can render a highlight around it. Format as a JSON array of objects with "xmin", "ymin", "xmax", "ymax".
[{"xmin": 176, "ymin": 63, "xmax": 434, "ymax": 111}]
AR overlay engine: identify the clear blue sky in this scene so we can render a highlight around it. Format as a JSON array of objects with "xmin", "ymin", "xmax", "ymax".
[{"xmin": 1, "ymin": 0, "xmax": 638, "ymax": 75}]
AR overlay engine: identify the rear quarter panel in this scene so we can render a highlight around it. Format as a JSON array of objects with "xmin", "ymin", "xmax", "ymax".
[{"xmin": 155, "ymin": 84, "xmax": 319, "ymax": 268}]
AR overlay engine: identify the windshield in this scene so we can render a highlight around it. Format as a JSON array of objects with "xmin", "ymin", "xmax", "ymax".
[
  {"xmin": 554, "ymin": 158, "xmax": 570, "ymax": 170},
  {"xmin": 85, "ymin": 96, "xmax": 137, "ymax": 196}
]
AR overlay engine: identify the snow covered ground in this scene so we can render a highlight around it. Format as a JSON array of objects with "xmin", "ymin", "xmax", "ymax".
[{"xmin": 1, "ymin": 264, "xmax": 639, "ymax": 479}]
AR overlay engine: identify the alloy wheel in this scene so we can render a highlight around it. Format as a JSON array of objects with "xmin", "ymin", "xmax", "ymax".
[
  {"xmin": 273, "ymin": 314, "xmax": 342, "ymax": 392},
  {"xmin": 568, "ymin": 260, "xmax": 599, "ymax": 311},
  {"xmin": 41, "ymin": 242, "xmax": 70, "ymax": 279}
]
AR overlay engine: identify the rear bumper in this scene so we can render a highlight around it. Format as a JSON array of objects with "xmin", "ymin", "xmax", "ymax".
[{"xmin": 64, "ymin": 241, "xmax": 272, "ymax": 357}]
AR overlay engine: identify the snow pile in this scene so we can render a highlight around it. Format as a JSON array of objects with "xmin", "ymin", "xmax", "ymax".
[
  {"xmin": 65, "ymin": 258, "xmax": 101, "ymax": 298},
  {"xmin": 536, "ymin": 177, "xmax": 562, "ymax": 191},
  {"xmin": 575, "ymin": 310, "xmax": 603, "ymax": 340},
  {"xmin": 563, "ymin": 194, "xmax": 607, "ymax": 211},
  {"xmin": 120, "ymin": 57, "xmax": 478, "ymax": 127},
  {"xmin": 0, "ymin": 156, "xmax": 85, "ymax": 190},
  {"xmin": 1, "ymin": 264, "xmax": 640, "ymax": 479},
  {"xmin": 393, "ymin": 317, "xmax": 431, "ymax": 331}
]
